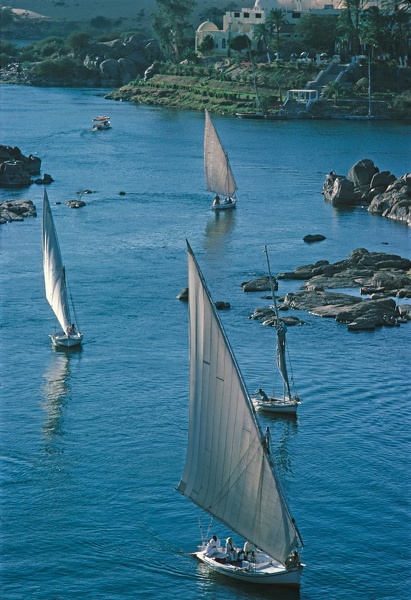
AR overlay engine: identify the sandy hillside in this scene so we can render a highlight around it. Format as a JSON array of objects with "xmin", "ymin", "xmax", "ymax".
[{"xmin": 4, "ymin": 1, "xmax": 324, "ymax": 26}]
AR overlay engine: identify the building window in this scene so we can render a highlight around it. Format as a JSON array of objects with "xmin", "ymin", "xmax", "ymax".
[
  {"xmin": 256, "ymin": 13, "xmax": 261, "ymax": 18},
  {"xmin": 243, "ymin": 13, "xmax": 249, "ymax": 18},
  {"xmin": 234, "ymin": 12, "xmax": 240, "ymax": 17}
]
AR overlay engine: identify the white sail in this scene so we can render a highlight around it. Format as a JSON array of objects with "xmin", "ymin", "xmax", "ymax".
[
  {"xmin": 204, "ymin": 109, "xmax": 237, "ymax": 198},
  {"xmin": 178, "ymin": 242, "xmax": 299, "ymax": 565},
  {"xmin": 42, "ymin": 189, "xmax": 71, "ymax": 333}
]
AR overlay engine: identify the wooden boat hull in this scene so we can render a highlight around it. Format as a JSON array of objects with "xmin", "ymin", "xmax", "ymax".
[
  {"xmin": 235, "ymin": 112, "xmax": 265, "ymax": 119},
  {"xmin": 50, "ymin": 332, "xmax": 83, "ymax": 348},
  {"xmin": 252, "ymin": 395, "xmax": 300, "ymax": 414},
  {"xmin": 195, "ymin": 551, "xmax": 302, "ymax": 586},
  {"xmin": 212, "ymin": 198, "xmax": 236, "ymax": 211}
]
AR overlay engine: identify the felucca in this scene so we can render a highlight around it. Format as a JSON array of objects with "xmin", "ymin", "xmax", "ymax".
[
  {"xmin": 204, "ymin": 109, "xmax": 237, "ymax": 210},
  {"xmin": 178, "ymin": 241, "xmax": 304, "ymax": 586},
  {"xmin": 42, "ymin": 189, "xmax": 83, "ymax": 348},
  {"xmin": 252, "ymin": 246, "xmax": 301, "ymax": 415}
]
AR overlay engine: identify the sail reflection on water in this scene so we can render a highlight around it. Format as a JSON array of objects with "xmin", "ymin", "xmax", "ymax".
[
  {"xmin": 204, "ymin": 209, "xmax": 236, "ymax": 252},
  {"xmin": 41, "ymin": 348, "xmax": 81, "ymax": 448}
]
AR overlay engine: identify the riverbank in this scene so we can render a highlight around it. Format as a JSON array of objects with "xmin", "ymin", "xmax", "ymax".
[{"xmin": 107, "ymin": 73, "xmax": 404, "ymax": 119}]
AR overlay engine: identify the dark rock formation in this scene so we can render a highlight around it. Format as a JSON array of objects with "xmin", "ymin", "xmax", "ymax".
[
  {"xmin": 322, "ymin": 159, "xmax": 411, "ymax": 224},
  {"xmin": 33, "ymin": 173, "xmax": 54, "ymax": 185},
  {"xmin": 86, "ymin": 35, "xmax": 161, "ymax": 86},
  {"xmin": 368, "ymin": 173, "xmax": 411, "ymax": 225},
  {"xmin": 348, "ymin": 158, "xmax": 379, "ymax": 188},
  {"xmin": 241, "ymin": 276, "xmax": 278, "ymax": 292},
  {"xmin": 0, "ymin": 199, "xmax": 37, "ymax": 224},
  {"xmin": 0, "ymin": 145, "xmax": 43, "ymax": 188},
  {"xmin": 66, "ymin": 200, "xmax": 86, "ymax": 209},
  {"xmin": 322, "ymin": 171, "xmax": 356, "ymax": 206},
  {"xmin": 303, "ymin": 234, "xmax": 326, "ymax": 243},
  {"xmin": 215, "ymin": 301, "xmax": 231, "ymax": 310},
  {"xmin": 249, "ymin": 306, "xmax": 304, "ymax": 326},
  {"xmin": 250, "ymin": 248, "xmax": 411, "ymax": 331}
]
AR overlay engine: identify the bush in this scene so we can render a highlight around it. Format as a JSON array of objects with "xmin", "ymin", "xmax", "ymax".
[
  {"xmin": 35, "ymin": 37, "xmax": 65, "ymax": 58},
  {"xmin": 66, "ymin": 32, "xmax": 91, "ymax": 52},
  {"xmin": 31, "ymin": 56, "xmax": 79, "ymax": 79},
  {"xmin": 389, "ymin": 90, "xmax": 411, "ymax": 119}
]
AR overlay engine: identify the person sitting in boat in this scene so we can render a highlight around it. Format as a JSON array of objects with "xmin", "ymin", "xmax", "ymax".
[
  {"xmin": 67, "ymin": 324, "xmax": 76, "ymax": 336},
  {"xmin": 213, "ymin": 195, "xmax": 220, "ymax": 206},
  {"xmin": 237, "ymin": 548, "xmax": 245, "ymax": 561},
  {"xmin": 258, "ymin": 388, "xmax": 269, "ymax": 402},
  {"xmin": 225, "ymin": 537, "xmax": 237, "ymax": 562},
  {"xmin": 243, "ymin": 540, "xmax": 256, "ymax": 561},
  {"xmin": 205, "ymin": 534, "xmax": 220, "ymax": 557}
]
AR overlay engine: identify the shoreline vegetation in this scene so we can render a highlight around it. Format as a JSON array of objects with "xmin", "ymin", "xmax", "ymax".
[{"xmin": 1, "ymin": 28, "xmax": 410, "ymax": 119}]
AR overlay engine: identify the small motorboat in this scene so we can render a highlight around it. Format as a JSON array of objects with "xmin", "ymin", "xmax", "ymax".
[{"xmin": 92, "ymin": 116, "xmax": 111, "ymax": 131}]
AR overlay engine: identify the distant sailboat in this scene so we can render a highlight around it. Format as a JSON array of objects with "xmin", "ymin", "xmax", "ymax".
[
  {"xmin": 204, "ymin": 109, "xmax": 237, "ymax": 210},
  {"xmin": 252, "ymin": 246, "xmax": 301, "ymax": 415},
  {"xmin": 42, "ymin": 189, "xmax": 83, "ymax": 348},
  {"xmin": 178, "ymin": 241, "xmax": 304, "ymax": 586}
]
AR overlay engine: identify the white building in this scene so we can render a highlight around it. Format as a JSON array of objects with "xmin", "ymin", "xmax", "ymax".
[
  {"xmin": 195, "ymin": 1, "xmax": 341, "ymax": 56},
  {"xmin": 196, "ymin": 1, "xmax": 267, "ymax": 55}
]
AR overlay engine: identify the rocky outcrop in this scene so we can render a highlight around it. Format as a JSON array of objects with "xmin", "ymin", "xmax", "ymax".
[
  {"xmin": 66, "ymin": 199, "xmax": 85, "ymax": 209},
  {"xmin": 303, "ymin": 234, "xmax": 326, "ymax": 243},
  {"xmin": 322, "ymin": 171, "xmax": 356, "ymax": 206},
  {"xmin": 368, "ymin": 173, "xmax": 411, "ymax": 225},
  {"xmin": 241, "ymin": 276, "xmax": 278, "ymax": 292},
  {"xmin": 0, "ymin": 199, "xmax": 37, "ymax": 224},
  {"xmin": 87, "ymin": 35, "xmax": 161, "ymax": 85},
  {"xmin": 322, "ymin": 159, "xmax": 411, "ymax": 225},
  {"xmin": 250, "ymin": 248, "xmax": 411, "ymax": 331},
  {"xmin": 0, "ymin": 145, "xmax": 42, "ymax": 188},
  {"xmin": 249, "ymin": 306, "xmax": 304, "ymax": 327}
]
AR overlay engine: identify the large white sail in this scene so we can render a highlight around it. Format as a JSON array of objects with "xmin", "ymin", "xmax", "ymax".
[
  {"xmin": 178, "ymin": 242, "xmax": 299, "ymax": 565},
  {"xmin": 43, "ymin": 190, "xmax": 71, "ymax": 333},
  {"xmin": 204, "ymin": 109, "xmax": 237, "ymax": 198}
]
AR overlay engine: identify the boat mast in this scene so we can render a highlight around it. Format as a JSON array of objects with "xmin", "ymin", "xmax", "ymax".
[
  {"xmin": 368, "ymin": 54, "xmax": 372, "ymax": 118},
  {"xmin": 264, "ymin": 246, "xmax": 292, "ymax": 400}
]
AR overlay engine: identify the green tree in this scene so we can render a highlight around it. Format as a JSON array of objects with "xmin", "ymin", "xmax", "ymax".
[
  {"xmin": 381, "ymin": 0, "xmax": 411, "ymax": 59},
  {"xmin": 31, "ymin": 56, "xmax": 78, "ymax": 79},
  {"xmin": 90, "ymin": 16, "xmax": 112, "ymax": 29},
  {"xmin": 0, "ymin": 7, "xmax": 14, "ymax": 28},
  {"xmin": 66, "ymin": 32, "xmax": 91, "ymax": 52},
  {"xmin": 198, "ymin": 34, "xmax": 215, "ymax": 55},
  {"xmin": 198, "ymin": 6, "xmax": 225, "ymax": 29},
  {"xmin": 322, "ymin": 80, "xmax": 345, "ymax": 105},
  {"xmin": 295, "ymin": 14, "xmax": 338, "ymax": 55},
  {"xmin": 228, "ymin": 34, "xmax": 249, "ymax": 55},
  {"xmin": 265, "ymin": 8, "xmax": 288, "ymax": 54},
  {"xmin": 360, "ymin": 7, "xmax": 390, "ymax": 57},
  {"xmin": 253, "ymin": 23, "xmax": 272, "ymax": 63},
  {"xmin": 153, "ymin": 0, "xmax": 195, "ymax": 63}
]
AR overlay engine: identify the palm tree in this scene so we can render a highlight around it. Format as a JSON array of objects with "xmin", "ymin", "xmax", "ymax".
[
  {"xmin": 323, "ymin": 80, "xmax": 345, "ymax": 106},
  {"xmin": 253, "ymin": 23, "xmax": 272, "ymax": 63},
  {"xmin": 265, "ymin": 8, "xmax": 288, "ymax": 55}
]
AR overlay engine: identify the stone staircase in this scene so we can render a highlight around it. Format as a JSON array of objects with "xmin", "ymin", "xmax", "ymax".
[
  {"xmin": 306, "ymin": 62, "xmax": 350, "ymax": 98},
  {"xmin": 282, "ymin": 61, "xmax": 350, "ymax": 115}
]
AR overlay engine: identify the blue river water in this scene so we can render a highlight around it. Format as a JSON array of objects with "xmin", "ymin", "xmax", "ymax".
[{"xmin": 1, "ymin": 85, "xmax": 410, "ymax": 599}]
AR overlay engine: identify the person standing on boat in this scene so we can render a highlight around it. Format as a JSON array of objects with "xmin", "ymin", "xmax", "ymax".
[
  {"xmin": 225, "ymin": 537, "xmax": 237, "ymax": 562},
  {"xmin": 67, "ymin": 324, "xmax": 76, "ymax": 336},
  {"xmin": 205, "ymin": 535, "xmax": 220, "ymax": 557},
  {"xmin": 244, "ymin": 540, "xmax": 256, "ymax": 561}
]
